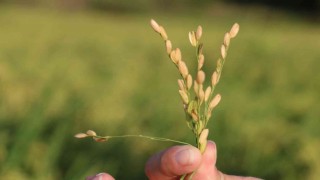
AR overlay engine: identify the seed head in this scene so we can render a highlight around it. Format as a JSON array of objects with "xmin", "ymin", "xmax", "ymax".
[
  {"xmin": 165, "ymin": 40, "xmax": 172, "ymax": 54},
  {"xmin": 86, "ymin": 130, "xmax": 97, "ymax": 136},
  {"xmin": 204, "ymin": 86, "xmax": 212, "ymax": 102},
  {"xmin": 179, "ymin": 90, "xmax": 189, "ymax": 104},
  {"xmin": 177, "ymin": 79, "xmax": 185, "ymax": 91},
  {"xmin": 150, "ymin": 19, "xmax": 161, "ymax": 33},
  {"xmin": 230, "ymin": 23, "xmax": 240, "ymax": 38},
  {"xmin": 209, "ymin": 94, "xmax": 221, "ymax": 110},
  {"xmin": 188, "ymin": 31, "xmax": 197, "ymax": 47},
  {"xmin": 93, "ymin": 137, "xmax": 108, "ymax": 142},
  {"xmin": 178, "ymin": 61, "xmax": 189, "ymax": 79},
  {"xmin": 199, "ymin": 86, "xmax": 205, "ymax": 102},
  {"xmin": 186, "ymin": 74, "xmax": 193, "ymax": 90},
  {"xmin": 194, "ymin": 80, "xmax": 199, "ymax": 96},
  {"xmin": 198, "ymin": 54, "xmax": 204, "ymax": 70},
  {"xmin": 216, "ymin": 59, "xmax": 222, "ymax": 73},
  {"xmin": 159, "ymin": 26, "xmax": 168, "ymax": 40},
  {"xmin": 175, "ymin": 48, "xmax": 182, "ymax": 62},
  {"xmin": 221, "ymin": 45, "xmax": 226, "ymax": 59},
  {"xmin": 224, "ymin": 32, "xmax": 231, "ymax": 47},
  {"xmin": 211, "ymin": 71, "xmax": 219, "ymax": 86},
  {"xmin": 196, "ymin": 70, "xmax": 205, "ymax": 84},
  {"xmin": 74, "ymin": 133, "xmax": 88, "ymax": 138},
  {"xmin": 199, "ymin": 129, "xmax": 209, "ymax": 145},
  {"xmin": 196, "ymin": 25, "xmax": 202, "ymax": 40},
  {"xmin": 170, "ymin": 49, "xmax": 181, "ymax": 64},
  {"xmin": 170, "ymin": 50, "xmax": 177, "ymax": 64},
  {"xmin": 191, "ymin": 112, "xmax": 198, "ymax": 121}
]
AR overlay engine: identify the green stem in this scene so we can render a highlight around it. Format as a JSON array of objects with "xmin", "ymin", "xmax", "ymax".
[
  {"xmin": 180, "ymin": 174, "xmax": 187, "ymax": 180},
  {"xmin": 96, "ymin": 134, "xmax": 192, "ymax": 146}
]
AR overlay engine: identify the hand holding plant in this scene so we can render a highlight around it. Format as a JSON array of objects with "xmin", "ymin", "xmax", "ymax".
[{"xmin": 76, "ymin": 19, "xmax": 239, "ymax": 179}]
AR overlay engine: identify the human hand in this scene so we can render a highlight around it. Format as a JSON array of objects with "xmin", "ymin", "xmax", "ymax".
[
  {"xmin": 144, "ymin": 141, "xmax": 261, "ymax": 180},
  {"xmin": 87, "ymin": 141, "xmax": 262, "ymax": 180}
]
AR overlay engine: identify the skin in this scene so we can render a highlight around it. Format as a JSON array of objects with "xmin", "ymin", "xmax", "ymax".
[{"xmin": 86, "ymin": 141, "xmax": 262, "ymax": 180}]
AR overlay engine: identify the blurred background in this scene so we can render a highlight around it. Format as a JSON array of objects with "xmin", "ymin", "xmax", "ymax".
[{"xmin": 0, "ymin": 0, "xmax": 319, "ymax": 179}]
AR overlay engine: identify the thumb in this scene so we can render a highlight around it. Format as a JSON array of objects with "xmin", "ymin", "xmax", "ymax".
[{"xmin": 145, "ymin": 145, "xmax": 202, "ymax": 180}]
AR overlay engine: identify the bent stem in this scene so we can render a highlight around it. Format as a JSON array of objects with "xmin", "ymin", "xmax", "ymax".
[
  {"xmin": 99, "ymin": 134, "xmax": 192, "ymax": 145},
  {"xmin": 75, "ymin": 131, "xmax": 192, "ymax": 146}
]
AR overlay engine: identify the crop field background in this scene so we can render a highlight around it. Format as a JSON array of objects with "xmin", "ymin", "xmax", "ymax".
[{"xmin": 0, "ymin": 1, "xmax": 319, "ymax": 179}]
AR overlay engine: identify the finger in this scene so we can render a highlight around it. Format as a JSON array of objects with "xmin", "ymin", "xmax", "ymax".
[
  {"xmin": 190, "ymin": 141, "xmax": 220, "ymax": 180},
  {"xmin": 145, "ymin": 145, "xmax": 202, "ymax": 180},
  {"xmin": 86, "ymin": 173, "xmax": 115, "ymax": 180},
  {"xmin": 191, "ymin": 141, "xmax": 263, "ymax": 180}
]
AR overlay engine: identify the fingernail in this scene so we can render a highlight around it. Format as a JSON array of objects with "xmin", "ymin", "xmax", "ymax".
[
  {"xmin": 94, "ymin": 173, "xmax": 105, "ymax": 180},
  {"xmin": 175, "ymin": 148, "xmax": 195, "ymax": 166}
]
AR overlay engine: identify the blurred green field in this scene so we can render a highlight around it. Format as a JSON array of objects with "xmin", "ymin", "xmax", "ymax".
[{"xmin": 0, "ymin": 4, "xmax": 320, "ymax": 180}]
